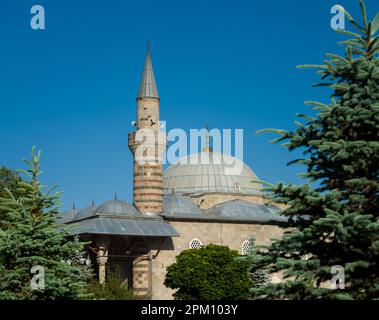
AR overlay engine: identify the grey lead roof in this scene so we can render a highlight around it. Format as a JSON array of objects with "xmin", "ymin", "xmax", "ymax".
[
  {"xmin": 161, "ymin": 195, "xmax": 287, "ymax": 223},
  {"xmin": 61, "ymin": 195, "xmax": 286, "ymax": 229},
  {"xmin": 163, "ymin": 151, "xmax": 263, "ymax": 195},
  {"xmin": 62, "ymin": 199, "xmax": 179, "ymax": 237},
  {"xmin": 163, "ymin": 194, "xmax": 202, "ymax": 215},
  {"xmin": 68, "ymin": 217, "xmax": 179, "ymax": 237},
  {"xmin": 137, "ymin": 44, "xmax": 159, "ymax": 99},
  {"xmin": 205, "ymin": 199, "xmax": 287, "ymax": 223},
  {"xmin": 95, "ymin": 200, "xmax": 139, "ymax": 216},
  {"xmin": 60, "ymin": 208, "xmax": 78, "ymax": 224}
]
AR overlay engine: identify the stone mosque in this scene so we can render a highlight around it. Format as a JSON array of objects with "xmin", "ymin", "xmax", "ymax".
[{"xmin": 62, "ymin": 45, "xmax": 287, "ymax": 299}]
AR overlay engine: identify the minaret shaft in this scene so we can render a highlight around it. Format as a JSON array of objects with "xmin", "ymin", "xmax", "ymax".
[{"xmin": 128, "ymin": 45, "xmax": 165, "ymax": 215}]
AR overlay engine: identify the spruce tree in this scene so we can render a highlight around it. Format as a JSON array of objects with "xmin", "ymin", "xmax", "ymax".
[
  {"xmin": 0, "ymin": 147, "xmax": 92, "ymax": 299},
  {"xmin": 248, "ymin": 1, "xmax": 379, "ymax": 300},
  {"xmin": 243, "ymin": 238, "xmax": 269, "ymax": 291}
]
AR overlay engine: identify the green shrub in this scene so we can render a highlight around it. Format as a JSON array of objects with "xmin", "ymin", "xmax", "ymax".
[
  {"xmin": 87, "ymin": 272, "xmax": 136, "ymax": 300},
  {"xmin": 164, "ymin": 244, "xmax": 251, "ymax": 300}
]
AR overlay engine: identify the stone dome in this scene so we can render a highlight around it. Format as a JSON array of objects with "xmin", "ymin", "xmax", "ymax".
[{"xmin": 163, "ymin": 151, "xmax": 262, "ymax": 195}]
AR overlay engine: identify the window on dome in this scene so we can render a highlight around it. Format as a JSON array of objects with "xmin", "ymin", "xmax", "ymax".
[
  {"xmin": 241, "ymin": 240, "xmax": 252, "ymax": 255},
  {"xmin": 189, "ymin": 238, "xmax": 203, "ymax": 249},
  {"xmin": 234, "ymin": 182, "xmax": 241, "ymax": 192}
]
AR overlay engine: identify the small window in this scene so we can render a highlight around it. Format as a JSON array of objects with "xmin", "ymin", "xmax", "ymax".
[
  {"xmin": 241, "ymin": 240, "xmax": 252, "ymax": 255},
  {"xmin": 189, "ymin": 238, "xmax": 203, "ymax": 249},
  {"xmin": 234, "ymin": 182, "xmax": 241, "ymax": 192}
]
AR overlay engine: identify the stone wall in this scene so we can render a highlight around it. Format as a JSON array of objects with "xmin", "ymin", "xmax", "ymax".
[{"xmin": 150, "ymin": 219, "xmax": 284, "ymax": 299}]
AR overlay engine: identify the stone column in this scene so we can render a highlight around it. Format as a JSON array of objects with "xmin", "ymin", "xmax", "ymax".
[
  {"xmin": 133, "ymin": 255, "xmax": 150, "ymax": 296},
  {"xmin": 96, "ymin": 238, "xmax": 110, "ymax": 285}
]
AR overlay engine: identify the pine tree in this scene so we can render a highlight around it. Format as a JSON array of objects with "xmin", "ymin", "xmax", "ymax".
[
  {"xmin": 0, "ymin": 147, "xmax": 92, "ymax": 299},
  {"xmin": 248, "ymin": 1, "xmax": 379, "ymax": 300}
]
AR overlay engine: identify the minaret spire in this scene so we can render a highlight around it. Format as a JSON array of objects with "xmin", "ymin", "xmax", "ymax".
[
  {"xmin": 203, "ymin": 125, "xmax": 213, "ymax": 152},
  {"xmin": 147, "ymin": 40, "xmax": 150, "ymax": 52},
  {"xmin": 137, "ymin": 42, "xmax": 159, "ymax": 99}
]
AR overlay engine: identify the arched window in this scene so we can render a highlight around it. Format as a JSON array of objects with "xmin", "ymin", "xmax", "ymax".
[
  {"xmin": 189, "ymin": 238, "xmax": 203, "ymax": 249},
  {"xmin": 241, "ymin": 240, "xmax": 252, "ymax": 255}
]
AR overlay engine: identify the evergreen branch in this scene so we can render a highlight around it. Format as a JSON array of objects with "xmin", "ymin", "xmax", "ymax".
[
  {"xmin": 343, "ymin": 7, "xmax": 365, "ymax": 32},
  {"xmin": 296, "ymin": 113, "xmax": 317, "ymax": 121},
  {"xmin": 256, "ymin": 128, "xmax": 288, "ymax": 136},
  {"xmin": 269, "ymin": 136, "xmax": 288, "ymax": 144},
  {"xmin": 251, "ymin": 179, "xmax": 274, "ymax": 188},
  {"xmin": 338, "ymin": 39, "xmax": 366, "ymax": 49},
  {"xmin": 359, "ymin": 0, "xmax": 368, "ymax": 30},
  {"xmin": 368, "ymin": 36, "xmax": 379, "ymax": 52},
  {"xmin": 313, "ymin": 83, "xmax": 333, "ymax": 88},
  {"xmin": 324, "ymin": 53, "xmax": 350, "ymax": 64},
  {"xmin": 351, "ymin": 47, "xmax": 366, "ymax": 55},
  {"xmin": 304, "ymin": 100, "xmax": 331, "ymax": 110},
  {"xmin": 296, "ymin": 64, "xmax": 327, "ymax": 69},
  {"xmin": 16, "ymin": 168, "xmax": 32, "ymax": 179},
  {"xmin": 335, "ymin": 29, "xmax": 367, "ymax": 46},
  {"xmin": 287, "ymin": 159, "xmax": 303, "ymax": 166},
  {"xmin": 372, "ymin": 12, "xmax": 379, "ymax": 35}
]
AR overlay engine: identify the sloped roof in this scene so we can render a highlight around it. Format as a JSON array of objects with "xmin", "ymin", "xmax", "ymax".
[
  {"xmin": 95, "ymin": 200, "xmax": 139, "ymax": 216},
  {"xmin": 60, "ymin": 207, "xmax": 78, "ymax": 224},
  {"xmin": 206, "ymin": 199, "xmax": 287, "ymax": 223},
  {"xmin": 161, "ymin": 199, "xmax": 287, "ymax": 224},
  {"xmin": 62, "ymin": 199, "xmax": 179, "ymax": 237},
  {"xmin": 68, "ymin": 217, "xmax": 179, "ymax": 237},
  {"xmin": 163, "ymin": 194, "xmax": 202, "ymax": 215}
]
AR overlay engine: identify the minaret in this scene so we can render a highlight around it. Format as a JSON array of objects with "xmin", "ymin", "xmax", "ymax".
[
  {"xmin": 203, "ymin": 125, "xmax": 213, "ymax": 153},
  {"xmin": 128, "ymin": 43, "xmax": 166, "ymax": 215}
]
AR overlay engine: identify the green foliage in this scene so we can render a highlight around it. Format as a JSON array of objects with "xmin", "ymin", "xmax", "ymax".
[
  {"xmin": 0, "ymin": 166, "xmax": 21, "ymax": 200},
  {"xmin": 238, "ymin": 238, "xmax": 269, "ymax": 293},
  {"xmin": 251, "ymin": 1, "xmax": 379, "ymax": 300},
  {"xmin": 0, "ymin": 147, "xmax": 92, "ymax": 299},
  {"xmin": 87, "ymin": 271, "xmax": 137, "ymax": 300},
  {"xmin": 164, "ymin": 244, "xmax": 251, "ymax": 300}
]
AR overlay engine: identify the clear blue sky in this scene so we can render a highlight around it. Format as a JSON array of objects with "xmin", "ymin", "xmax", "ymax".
[{"xmin": 0, "ymin": 0, "xmax": 377, "ymax": 210}]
